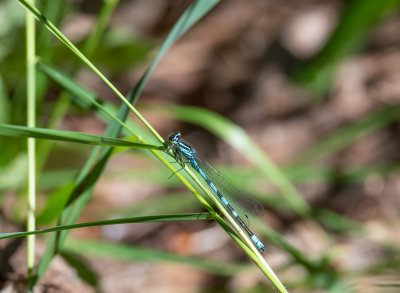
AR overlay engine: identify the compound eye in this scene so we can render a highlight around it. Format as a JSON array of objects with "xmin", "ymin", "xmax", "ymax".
[
  {"xmin": 168, "ymin": 132, "xmax": 181, "ymax": 142},
  {"xmin": 169, "ymin": 131, "xmax": 181, "ymax": 142}
]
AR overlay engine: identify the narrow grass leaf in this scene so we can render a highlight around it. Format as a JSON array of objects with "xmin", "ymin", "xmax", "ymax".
[
  {"xmin": 0, "ymin": 213, "xmax": 214, "ymax": 240},
  {"xmin": 0, "ymin": 124, "xmax": 162, "ymax": 149}
]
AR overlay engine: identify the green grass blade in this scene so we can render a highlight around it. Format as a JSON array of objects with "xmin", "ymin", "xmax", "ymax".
[
  {"xmin": 0, "ymin": 124, "xmax": 163, "ymax": 149},
  {"xmin": 155, "ymin": 104, "xmax": 311, "ymax": 217},
  {"xmin": 0, "ymin": 213, "xmax": 213, "ymax": 240}
]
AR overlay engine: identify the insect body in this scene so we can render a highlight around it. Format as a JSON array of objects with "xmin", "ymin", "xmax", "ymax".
[{"xmin": 167, "ymin": 131, "xmax": 265, "ymax": 253}]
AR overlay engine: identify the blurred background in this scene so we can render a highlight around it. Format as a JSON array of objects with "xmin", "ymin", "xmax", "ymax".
[{"xmin": 1, "ymin": 0, "xmax": 400, "ymax": 292}]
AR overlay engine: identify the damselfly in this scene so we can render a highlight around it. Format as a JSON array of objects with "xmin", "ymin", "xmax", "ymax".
[{"xmin": 167, "ymin": 131, "xmax": 265, "ymax": 253}]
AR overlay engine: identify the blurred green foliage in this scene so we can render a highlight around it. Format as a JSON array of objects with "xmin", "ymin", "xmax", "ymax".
[
  {"xmin": 291, "ymin": 0, "xmax": 400, "ymax": 96},
  {"xmin": 1, "ymin": 0, "xmax": 400, "ymax": 292}
]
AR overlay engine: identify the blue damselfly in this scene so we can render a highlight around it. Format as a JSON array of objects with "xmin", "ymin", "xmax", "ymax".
[{"xmin": 167, "ymin": 131, "xmax": 265, "ymax": 253}]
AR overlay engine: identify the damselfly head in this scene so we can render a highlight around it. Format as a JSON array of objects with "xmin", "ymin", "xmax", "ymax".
[{"xmin": 168, "ymin": 131, "xmax": 181, "ymax": 143}]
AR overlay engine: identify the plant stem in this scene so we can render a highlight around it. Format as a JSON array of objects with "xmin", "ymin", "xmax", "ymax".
[{"xmin": 25, "ymin": 0, "xmax": 36, "ymax": 289}]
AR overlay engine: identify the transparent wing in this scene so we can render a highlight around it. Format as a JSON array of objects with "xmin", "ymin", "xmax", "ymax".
[{"xmin": 194, "ymin": 155, "xmax": 265, "ymax": 221}]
